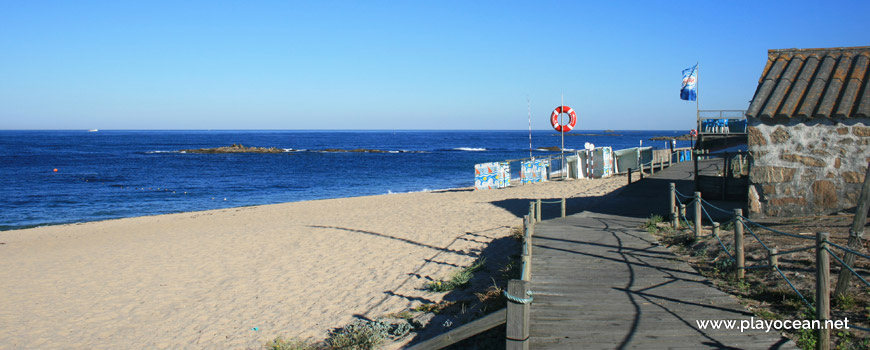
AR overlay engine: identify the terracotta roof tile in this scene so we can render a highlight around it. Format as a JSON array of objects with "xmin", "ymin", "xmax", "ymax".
[{"xmin": 746, "ymin": 46, "xmax": 870, "ymax": 120}]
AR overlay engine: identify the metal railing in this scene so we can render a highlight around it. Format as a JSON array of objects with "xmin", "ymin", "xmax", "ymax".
[{"xmin": 697, "ymin": 110, "xmax": 747, "ymax": 135}]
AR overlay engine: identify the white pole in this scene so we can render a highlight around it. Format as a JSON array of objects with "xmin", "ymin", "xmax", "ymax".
[
  {"xmin": 561, "ymin": 93, "xmax": 565, "ymax": 179},
  {"xmin": 528, "ymin": 97, "xmax": 532, "ymax": 160}
]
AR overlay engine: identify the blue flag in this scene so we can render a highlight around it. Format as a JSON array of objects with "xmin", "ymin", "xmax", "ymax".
[{"xmin": 680, "ymin": 64, "xmax": 697, "ymax": 101}]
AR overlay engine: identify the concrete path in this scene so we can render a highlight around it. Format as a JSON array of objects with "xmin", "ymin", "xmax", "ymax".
[{"xmin": 528, "ymin": 163, "xmax": 796, "ymax": 349}]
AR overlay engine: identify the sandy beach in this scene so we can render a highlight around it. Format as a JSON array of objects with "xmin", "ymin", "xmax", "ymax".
[{"xmin": 0, "ymin": 177, "xmax": 626, "ymax": 349}]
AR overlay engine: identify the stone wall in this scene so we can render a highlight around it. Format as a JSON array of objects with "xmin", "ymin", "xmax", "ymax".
[{"xmin": 747, "ymin": 117, "xmax": 870, "ymax": 218}]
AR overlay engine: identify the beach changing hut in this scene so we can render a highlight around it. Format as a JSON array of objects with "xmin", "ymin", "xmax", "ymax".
[
  {"xmin": 745, "ymin": 46, "xmax": 870, "ymax": 218},
  {"xmin": 475, "ymin": 161, "xmax": 511, "ymax": 190}
]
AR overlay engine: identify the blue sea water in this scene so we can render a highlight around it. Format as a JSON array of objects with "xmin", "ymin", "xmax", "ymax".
[{"xmin": 0, "ymin": 130, "xmax": 691, "ymax": 230}]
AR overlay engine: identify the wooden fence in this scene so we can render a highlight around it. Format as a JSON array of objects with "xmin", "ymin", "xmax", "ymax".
[
  {"xmin": 669, "ymin": 183, "xmax": 870, "ymax": 350},
  {"xmin": 408, "ymin": 199, "xmax": 565, "ymax": 349}
]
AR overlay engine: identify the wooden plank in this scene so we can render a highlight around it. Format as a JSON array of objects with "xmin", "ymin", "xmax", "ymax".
[{"xmin": 406, "ymin": 309, "xmax": 505, "ymax": 350}]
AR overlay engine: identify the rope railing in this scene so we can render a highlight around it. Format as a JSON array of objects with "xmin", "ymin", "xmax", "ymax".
[
  {"xmin": 700, "ymin": 198, "xmax": 735, "ymax": 216},
  {"xmin": 664, "ymin": 182, "xmax": 870, "ymax": 343},
  {"xmin": 825, "ymin": 247, "xmax": 870, "ymax": 290},
  {"xmin": 739, "ymin": 221, "xmax": 773, "ymax": 252},
  {"xmin": 673, "ymin": 188, "xmax": 693, "ymax": 200},
  {"xmin": 826, "ymin": 240, "xmax": 870, "ymax": 260},
  {"xmin": 773, "ymin": 264, "xmax": 814, "ymax": 309},
  {"xmin": 739, "ymin": 216, "xmax": 816, "ymax": 241}
]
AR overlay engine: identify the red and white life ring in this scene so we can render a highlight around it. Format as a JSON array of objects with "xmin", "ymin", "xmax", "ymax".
[
  {"xmin": 690, "ymin": 129, "xmax": 698, "ymax": 137},
  {"xmin": 550, "ymin": 106, "xmax": 577, "ymax": 132}
]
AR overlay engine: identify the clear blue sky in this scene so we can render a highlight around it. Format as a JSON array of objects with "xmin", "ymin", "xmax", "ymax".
[{"xmin": 2, "ymin": 1, "xmax": 868, "ymax": 130}]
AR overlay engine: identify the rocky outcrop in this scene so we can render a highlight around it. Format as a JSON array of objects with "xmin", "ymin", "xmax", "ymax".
[
  {"xmin": 182, "ymin": 144, "xmax": 284, "ymax": 154},
  {"xmin": 649, "ymin": 134, "xmax": 693, "ymax": 141}
]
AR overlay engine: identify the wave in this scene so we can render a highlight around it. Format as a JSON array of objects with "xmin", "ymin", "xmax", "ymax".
[
  {"xmin": 453, "ymin": 147, "xmax": 486, "ymax": 152},
  {"xmin": 145, "ymin": 150, "xmax": 180, "ymax": 154}
]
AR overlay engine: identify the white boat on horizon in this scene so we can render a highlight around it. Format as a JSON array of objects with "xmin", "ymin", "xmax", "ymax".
[{"xmin": 88, "ymin": 129, "xmax": 99, "ymax": 132}]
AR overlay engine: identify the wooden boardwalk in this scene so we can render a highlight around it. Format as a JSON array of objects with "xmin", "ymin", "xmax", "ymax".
[{"xmin": 528, "ymin": 163, "xmax": 796, "ymax": 349}]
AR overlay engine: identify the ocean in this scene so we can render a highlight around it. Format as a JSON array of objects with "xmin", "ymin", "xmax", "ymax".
[{"xmin": 0, "ymin": 130, "xmax": 691, "ymax": 230}]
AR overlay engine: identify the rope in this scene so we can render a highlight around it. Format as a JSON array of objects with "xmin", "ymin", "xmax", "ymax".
[
  {"xmin": 701, "ymin": 205, "xmax": 715, "ymax": 227},
  {"xmin": 824, "ymin": 247, "xmax": 870, "ymax": 290},
  {"xmin": 540, "ymin": 200, "xmax": 563, "ymax": 204},
  {"xmin": 848, "ymin": 324, "xmax": 870, "ymax": 333},
  {"xmin": 772, "ymin": 246, "xmax": 815, "ymax": 256},
  {"xmin": 740, "ymin": 216, "xmax": 815, "ymax": 241},
  {"xmin": 680, "ymin": 212, "xmax": 694, "ymax": 231},
  {"xmin": 773, "ymin": 265, "xmax": 813, "ymax": 309},
  {"xmin": 673, "ymin": 188, "xmax": 693, "ymax": 200},
  {"xmin": 826, "ymin": 240, "xmax": 870, "ymax": 260},
  {"xmin": 741, "ymin": 221, "xmax": 772, "ymax": 252},
  {"xmin": 504, "ymin": 290, "xmax": 534, "ymax": 304},
  {"xmin": 699, "ymin": 198, "xmax": 735, "ymax": 216},
  {"xmin": 712, "ymin": 230, "xmax": 734, "ymax": 260}
]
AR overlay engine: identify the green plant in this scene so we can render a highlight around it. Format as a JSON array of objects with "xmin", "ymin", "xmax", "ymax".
[
  {"xmin": 754, "ymin": 308, "xmax": 778, "ymax": 320},
  {"xmin": 325, "ymin": 320, "xmax": 387, "ymax": 350},
  {"xmin": 797, "ymin": 325, "xmax": 818, "ymax": 350},
  {"xmin": 426, "ymin": 258, "xmax": 486, "ymax": 292},
  {"xmin": 644, "ymin": 214, "xmax": 663, "ymax": 230},
  {"xmin": 414, "ymin": 301, "xmax": 453, "ymax": 314},
  {"xmin": 324, "ymin": 319, "xmax": 412, "ymax": 350},
  {"xmin": 835, "ymin": 293, "xmax": 857, "ymax": 309},
  {"xmin": 510, "ymin": 226, "xmax": 524, "ymax": 241},
  {"xmin": 500, "ymin": 259, "xmax": 521, "ymax": 281},
  {"xmin": 659, "ymin": 230, "xmax": 696, "ymax": 247},
  {"xmin": 796, "ymin": 308, "xmax": 818, "ymax": 350},
  {"xmin": 712, "ymin": 258, "xmax": 735, "ymax": 277},
  {"xmin": 693, "ymin": 245, "xmax": 709, "ymax": 259},
  {"xmin": 266, "ymin": 337, "xmax": 320, "ymax": 350}
]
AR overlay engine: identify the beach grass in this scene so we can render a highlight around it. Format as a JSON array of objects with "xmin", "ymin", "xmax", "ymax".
[{"xmin": 426, "ymin": 257, "xmax": 487, "ymax": 292}]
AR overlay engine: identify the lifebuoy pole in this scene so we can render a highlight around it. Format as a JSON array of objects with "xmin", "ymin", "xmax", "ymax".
[{"xmin": 559, "ymin": 93, "xmax": 567, "ymax": 180}]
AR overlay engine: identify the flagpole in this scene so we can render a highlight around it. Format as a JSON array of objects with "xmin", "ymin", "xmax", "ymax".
[{"xmin": 696, "ymin": 63, "xmax": 700, "ymax": 135}]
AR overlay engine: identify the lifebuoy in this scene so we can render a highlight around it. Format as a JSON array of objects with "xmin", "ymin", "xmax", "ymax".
[
  {"xmin": 550, "ymin": 106, "xmax": 577, "ymax": 132},
  {"xmin": 690, "ymin": 129, "xmax": 698, "ymax": 137}
]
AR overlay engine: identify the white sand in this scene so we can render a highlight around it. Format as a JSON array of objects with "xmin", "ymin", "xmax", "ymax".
[{"xmin": 0, "ymin": 177, "xmax": 626, "ymax": 349}]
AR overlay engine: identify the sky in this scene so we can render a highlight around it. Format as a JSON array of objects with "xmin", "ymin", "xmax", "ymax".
[{"xmin": 1, "ymin": 1, "xmax": 868, "ymax": 131}]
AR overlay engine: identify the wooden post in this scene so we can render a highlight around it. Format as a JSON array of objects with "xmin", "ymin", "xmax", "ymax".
[
  {"xmin": 522, "ymin": 217, "xmax": 531, "ymax": 280},
  {"xmin": 669, "ymin": 182, "xmax": 680, "ymax": 230},
  {"xmin": 506, "ymin": 279, "xmax": 530, "ymax": 350},
  {"xmin": 834, "ymin": 162, "xmax": 870, "ymax": 297},
  {"xmin": 529, "ymin": 202, "xmax": 535, "ymax": 224},
  {"xmin": 694, "ymin": 192, "xmax": 702, "ymax": 238},
  {"xmin": 523, "ymin": 215, "xmax": 528, "ymax": 237},
  {"xmin": 529, "ymin": 213, "xmax": 535, "ymax": 237},
  {"xmin": 694, "ymin": 150, "xmax": 700, "ymax": 192},
  {"xmin": 816, "ymin": 232, "xmax": 831, "ymax": 350},
  {"xmin": 734, "ymin": 209, "xmax": 745, "ymax": 280},
  {"xmin": 536, "ymin": 199, "xmax": 542, "ymax": 223},
  {"xmin": 561, "ymin": 198, "xmax": 566, "ymax": 217},
  {"xmin": 679, "ymin": 204, "xmax": 686, "ymax": 228},
  {"xmin": 651, "ymin": 157, "xmax": 656, "ymax": 175},
  {"xmin": 712, "ymin": 222, "xmax": 719, "ymax": 238},
  {"xmin": 769, "ymin": 248, "xmax": 778, "ymax": 270},
  {"xmin": 722, "ymin": 155, "xmax": 729, "ymax": 200},
  {"xmin": 627, "ymin": 168, "xmax": 632, "ymax": 185},
  {"xmin": 640, "ymin": 165, "xmax": 644, "ymax": 180}
]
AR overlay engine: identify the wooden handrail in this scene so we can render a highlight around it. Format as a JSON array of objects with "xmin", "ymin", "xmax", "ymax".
[{"xmin": 406, "ymin": 309, "xmax": 506, "ymax": 350}]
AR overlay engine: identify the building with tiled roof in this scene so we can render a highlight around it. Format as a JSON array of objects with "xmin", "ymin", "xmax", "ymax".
[{"xmin": 746, "ymin": 46, "xmax": 870, "ymax": 218}]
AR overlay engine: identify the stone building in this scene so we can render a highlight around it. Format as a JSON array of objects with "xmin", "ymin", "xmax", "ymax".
[{"xmin": 746, "ymin": 46, "xmax": 870, "ymax": 218}]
